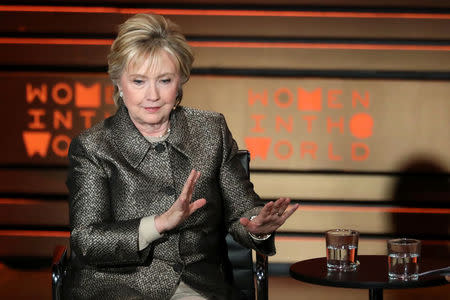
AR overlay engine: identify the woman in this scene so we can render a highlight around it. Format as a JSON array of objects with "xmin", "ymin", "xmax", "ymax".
[{"xmin": 65, "ymin": 13, "xmax": 298, "ymax": 299}]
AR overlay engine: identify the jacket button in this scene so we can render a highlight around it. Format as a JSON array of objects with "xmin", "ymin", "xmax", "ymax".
[
  {"xmin": 154, "ymin": 143, "xmax": 166, "ymax": 153},
  {"xmin": 162, "ymin": 186, "xmax": 176, "ymax": 196},
  {"xmin": 172, "ymin": 264, "xmax": 183, "ymax": 273}
]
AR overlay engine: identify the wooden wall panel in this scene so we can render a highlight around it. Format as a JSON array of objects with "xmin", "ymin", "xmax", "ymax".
[
  {"xmin": 0, "ymin": 231, "xmax": 69, "ymax": 257},
  {"xmin": 0, "ymin": 170, "xmax": 443, "ymax": 204},
  {"xmin": 279, "ymin": 208, "xmax": 450, "ymax": 236},
  {"xmin": 0, "ymin": 73, "xmax": 115, "ymax": 165},
  {"xmin": 253, "ymin": 173, "xmax": 449, "ymax": 203},
  {"xmin": 0, "ymin": 199, "xmax": 67, "ymax": 226},
  {"xmin": 0, "ymin": 44, "xmax": 109, "ymax": 67},
  {"xmin": 0, "ymin": 170, "xmax": 68, "ymax": 194},
  {"xmin": 173, "ymin": 15, "xmax": 450, "ymax": 39},
  {"xmin": 273, "ymin": 237, "xmax": 450, "ymax": 265},
  {"xmin": 0, "ymin": 168, "xmax": 412, "ymax": 202},
  {"xmin": 2, "ymin": 197, "xmax": 448, "ymax": 238},
  {"xmin": 1, "ymin": 230, "xmax": 447, "ymax": 263},
  {"xmin": 185, "ymin": 76, "xmax": 450, "ymax": 172},
  {"xmin": 2, "ymin": 0, "xmax": 450, "ymax": 8},
  {"xmin": 193, "ymin": 47, "xmax": 450, "ymax": 71},
  {"xmin": 0, "ymin": 234, "xmax": 387, "ymax": 260},
  {"xmin": 0, "ymin": 12, "xmax": 126, "ymax": 35},
  {"xmin": 2, "ymin": 72, "xmax": 450, "ymax": 174},
  {"xmin": 2, "ymin": 43, "xmax": 450, "ymax": 71},
  {"xmin": 2, "ymin": 11, "xmax": 450, "ymax": 40},
  {"xmin": 274, "ymin": 237, "xmax": 388, "ymax": 263},
  {"xmin": 253, "ymin": 173, "xmax": 396, "ymax": 200}
]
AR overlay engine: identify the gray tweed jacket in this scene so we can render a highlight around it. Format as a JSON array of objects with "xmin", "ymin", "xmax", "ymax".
[{"xmin": 64, "ymin": 104, "xmax": 275, "ymax": 299}]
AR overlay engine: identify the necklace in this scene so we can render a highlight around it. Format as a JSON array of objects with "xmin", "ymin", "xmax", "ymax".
[
  {"xmin": 144, "ymin": 127, "xmax": 171, "ymax": 143},
  {"xmin": 158, "ymin": 127, "xmax": 171, "ymax": 138}
]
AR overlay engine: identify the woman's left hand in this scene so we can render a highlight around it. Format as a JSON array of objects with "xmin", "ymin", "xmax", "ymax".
[{"xmin": 239, "ymin": 197, "xmax": 299, "ymax": 236}]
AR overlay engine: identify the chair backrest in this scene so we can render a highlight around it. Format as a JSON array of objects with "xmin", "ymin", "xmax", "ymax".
[
  {"xmin": 223, "ymin": 150, "xmax": 256, "ymax": 300},
  {"xmin": 52, "ymin": 245, "xmax": 68, "ymax": 300}
]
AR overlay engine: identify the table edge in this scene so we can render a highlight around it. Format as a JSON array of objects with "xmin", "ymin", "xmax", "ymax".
[{"xmin": 289, "ymin": 256, "xmax": 449, "ymax": 290}]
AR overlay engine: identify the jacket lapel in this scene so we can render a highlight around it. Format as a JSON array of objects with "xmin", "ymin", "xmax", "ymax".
[
  {"xmin": 108, "ymin": 105, "xmax": 197, "ymax": 168},
  {"xmin": 166, "ymin": 107, "xmax": 196, "ymax": 160},
  {"xmin": 108, "ymin": 105, "xmax": 152, "ymax": 168}
]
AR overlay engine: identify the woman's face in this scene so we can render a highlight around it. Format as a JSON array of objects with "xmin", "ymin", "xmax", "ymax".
[{"xmin": 119, "ymin": 50, "xmax": 180, "ymax": 132}]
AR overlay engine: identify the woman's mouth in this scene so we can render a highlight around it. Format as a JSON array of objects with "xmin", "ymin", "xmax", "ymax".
[{"xmin": 144, "ymin": 106, "xmax": 160, "ymax": 113}]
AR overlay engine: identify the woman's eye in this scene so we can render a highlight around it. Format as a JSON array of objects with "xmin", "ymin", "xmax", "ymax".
[
  {"xmin": 133, "ymin": 79, "xmax": 144, "ymax": 85},
  {"xmin": 161, "ymin": 78, "xmax": 171, "ymax": 84}
]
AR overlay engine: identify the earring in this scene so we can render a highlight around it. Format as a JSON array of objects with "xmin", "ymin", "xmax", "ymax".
[
  {"xmin": 173, "ymin": 89, "xmax": 182, "ymax": 110},
  {"xmin": 119, "ymin": 90, "xmax": 123, "ymax": 98}
]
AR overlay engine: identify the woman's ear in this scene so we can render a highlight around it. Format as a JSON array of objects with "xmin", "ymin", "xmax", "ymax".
[
  {"xmin": 173, "ymin": 88, "xmax": 182, "ymax": 110},
  {"xmin": 116, "ymin": 83, "xmax": 123, "ymax": 98}
]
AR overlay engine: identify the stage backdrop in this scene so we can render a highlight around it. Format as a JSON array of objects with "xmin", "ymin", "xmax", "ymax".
[{"xmin": 0, "ymin": 3, "xmax": 449, "ymax": 296}]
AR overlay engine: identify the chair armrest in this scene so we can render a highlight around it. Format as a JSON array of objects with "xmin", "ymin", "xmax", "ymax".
[
  {"xmin": 52, "ymin": 245, "xmax": 68, "ymax": 300},
  {"xmin": 255, "ymin": 251, "xmax": 268, "ymax": 300}
]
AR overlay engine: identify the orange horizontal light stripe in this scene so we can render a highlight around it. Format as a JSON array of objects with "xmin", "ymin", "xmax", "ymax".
[
  {"xmin": 1, "ymin": 199, "xmax": 448, "ymax": 214},
  {"xmin": 296, "ymin": 205, "xmax": 450, "ymax": 214},
  {"xmin": 276, "ymin": 236, "xmax": 323, "ymax": 242},
  {"xmin": 0, "ymin": 231, "xmax": 447, "ymax": 245},
  {"xmin": 275, "ymin": 236, "xmax": 450, "ymax": 245},
  {"xmin": 421, "ymin": 240, "xmax": 450, "ymax": 245},
  {"xmin": 0, "ymin": 230, "xmax": 69, "ymax": 238},
  {"xmin": 190, "ymin": 41, "xmax": 450, "ymax": 51},
  {"xmin": 0, "ymin": 198, "xmax": 47, "ymax": 205},
  {"xmin": 0, "ymin": 37, "xmax": 113, "ymax": 45},
  {"xmin": 1, "ymin": 37, "xmax": 449, "ymax": 51},
  {"xmin": 1, "ymin": 5, "xmax": 450, "ymax": 20},
  {"xmin": 0, "ymin": 198, "xmax": 67, "ymax": 206}
]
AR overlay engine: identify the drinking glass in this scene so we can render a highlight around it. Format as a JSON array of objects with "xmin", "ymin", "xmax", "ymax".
[
  {"xmin": 326, "ymin": 229, "xmax": 359, "ymax": 271},
  {"xmin": 387, "ymin": 238, "xmax": 421, "ymax": 280}
]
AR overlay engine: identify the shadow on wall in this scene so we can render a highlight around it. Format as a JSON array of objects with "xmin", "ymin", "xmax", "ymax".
[{"xmin": 391, "ymin": 155, "xmax": 450, "ymax": 258}]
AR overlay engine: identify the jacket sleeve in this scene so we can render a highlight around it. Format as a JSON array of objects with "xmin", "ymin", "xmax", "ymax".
[
  {"xmin": 67, "ymin": 136, "xmax": 148, "ymax": 267},
  {"xmin": 218, "ymin": 115, "xmax": 276, "ymax": 256}
]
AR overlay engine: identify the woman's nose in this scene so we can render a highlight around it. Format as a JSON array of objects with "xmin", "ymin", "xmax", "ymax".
[{"xmin": 146, "ymin": 83, "xmax": 159, "ymax": 101}]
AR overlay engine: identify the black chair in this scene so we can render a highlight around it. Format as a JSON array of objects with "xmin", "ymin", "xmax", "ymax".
[
  {"xmin": 223, "ymin": 150, "xmax": 269, "ymax": 300},
  {"xmin": 52, "ymin": 150, "xmax": 268, "ymax": 300}
]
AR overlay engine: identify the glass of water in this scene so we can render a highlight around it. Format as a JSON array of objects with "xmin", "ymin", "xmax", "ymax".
[
  {"xmin": 326, "ymin": 229, "xmax": 359, "ymax": 271},
  {"xmin": 387, "ymin": 238, "xmax": 421, "ymax": 280}
]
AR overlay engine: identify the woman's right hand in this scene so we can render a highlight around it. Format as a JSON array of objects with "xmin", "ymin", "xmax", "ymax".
[{"xmin": 154, "ymin": 170, "xmax": 206, "ymax": 233}]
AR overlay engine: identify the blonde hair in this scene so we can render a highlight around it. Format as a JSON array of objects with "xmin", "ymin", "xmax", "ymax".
[{"xmin": 108, "ymin": 14, "xmax": 194, "ymax": 106}]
